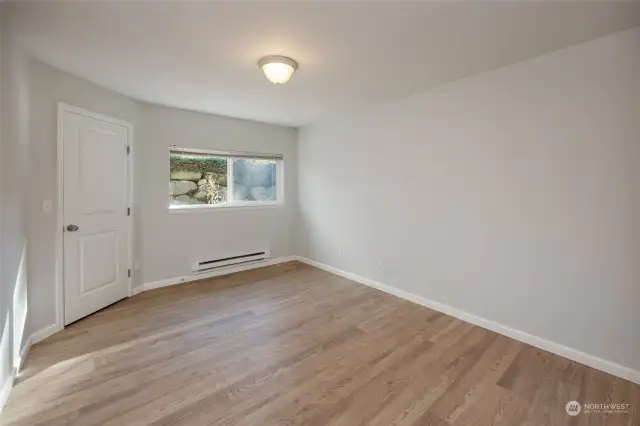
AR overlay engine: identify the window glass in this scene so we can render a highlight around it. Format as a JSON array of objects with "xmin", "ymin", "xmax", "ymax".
[
  {"xmin": 231, "ymin": 159, "xmax": 277, "ymax": 202},
  {"xmin": 169, "ymin": 149, "xmax": 281, "ymax": 208},
  {"xmin": 169, "ymin": 154, "xmax": 228, "ymax": 206}
]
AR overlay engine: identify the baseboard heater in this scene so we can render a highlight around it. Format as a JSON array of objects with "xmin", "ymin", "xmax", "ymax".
[{"xmin": 191, "ymin": 250, "xmax": 270, "ymax": 273}]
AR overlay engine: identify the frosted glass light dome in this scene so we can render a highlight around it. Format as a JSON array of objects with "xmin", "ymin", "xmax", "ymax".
[{"xmin": 258, "ymin": 56, "xmax": 298, "ymax": 84}]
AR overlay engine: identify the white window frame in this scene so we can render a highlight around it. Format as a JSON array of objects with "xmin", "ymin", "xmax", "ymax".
[{"xmin": 168, "ymin": 147, "xmax": 284, "ymax": 213}]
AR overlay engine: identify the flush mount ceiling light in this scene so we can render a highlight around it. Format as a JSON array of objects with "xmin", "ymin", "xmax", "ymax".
[{"xmin": 258, "ymin": 55, "xmax": 298, "ymax": 84}]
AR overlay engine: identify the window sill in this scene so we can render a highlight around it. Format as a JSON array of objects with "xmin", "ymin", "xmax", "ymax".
[{"xmin": 168, "ymin": 202, "xmax": 282, "ymax": 214}]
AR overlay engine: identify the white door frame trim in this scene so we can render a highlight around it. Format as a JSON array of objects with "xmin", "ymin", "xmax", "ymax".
[{"xmin": 55, "ymin": 102, "xmax": 134, "ymax": 333}]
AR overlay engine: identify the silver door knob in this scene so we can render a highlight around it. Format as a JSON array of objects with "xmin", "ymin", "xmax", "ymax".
[{"xmin": 66, "ymin": 224, "xmax": 79, "ymax": 232}]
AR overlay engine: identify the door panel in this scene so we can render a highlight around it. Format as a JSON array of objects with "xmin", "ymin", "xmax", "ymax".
[
  {"xmin": 62, "ymin": 110, "xmax": 130, "ymax": 325},
  {"xmin": 78, "ymin": 231, "xmax": 118, "ymax": 293}
]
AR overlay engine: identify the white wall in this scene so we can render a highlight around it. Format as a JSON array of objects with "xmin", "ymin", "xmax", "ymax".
[
  {"xmin": 19, "ymin": 58, "xmax": 297, "ymax": 336},
  {"xmin": 6, "ymin": 6, "xmax": 637, "ymax": 387},
  {"xmin": 0, "ymin": 2, "xmax": 7, "ymax": 398},
  {"xmin": 0, "ymin": 6, "xmax": 30, "ymax": 398},
  {"xmin": 138, "ymin": 104, "xmax": 297, "ymax": 284},
  {"xmin": 26, "ymin": 59, "xmax": 140, "ymax": 335},
  {"xmin": 297, "ymin": 28, "xmax": 640, "ymax": 373}
]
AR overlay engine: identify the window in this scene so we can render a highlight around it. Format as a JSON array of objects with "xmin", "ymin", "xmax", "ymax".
[{"xmin": 169, "ymin": 147, "xmax": 282, "ymax": 209}]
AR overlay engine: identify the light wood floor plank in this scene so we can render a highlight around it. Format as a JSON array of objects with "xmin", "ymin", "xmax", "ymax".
[{"xmin": 2, "ymin": 261, "xmax": 637, "ymax": 426}]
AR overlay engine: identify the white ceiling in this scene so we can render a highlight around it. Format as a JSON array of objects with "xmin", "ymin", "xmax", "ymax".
[{"xmin": 7, "ymin": 1, "xmax": 640, "ymax": 127}]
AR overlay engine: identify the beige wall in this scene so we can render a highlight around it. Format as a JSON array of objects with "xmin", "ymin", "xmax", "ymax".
[{"xmin": 298, "ymin": 28, "xmax": 640, "ymax": 373}]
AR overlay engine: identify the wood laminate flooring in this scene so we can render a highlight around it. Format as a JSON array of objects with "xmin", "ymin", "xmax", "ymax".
[{"xmin": 2, "ymin": 261, "xmax": 638, "ymax": 426}]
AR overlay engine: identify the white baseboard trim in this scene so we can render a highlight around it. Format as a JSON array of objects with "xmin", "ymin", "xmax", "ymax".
[
  {"xmin": 133, "ymin": 255, "xmax": 299, "ymax": 295},
  {"xmin": 0, "ymin": 366, "xmax": 18, "ymax": 415},
  {"xmin": 1, "ymin": 326, "xmax": 39, "ymax": 415},
  {"xmin": 294, "ymin": 256, "xmax": 640, "ymax": 385},
  {"xmin": 22, "ymin": 255, "xmax": 639, "ymax": 385},
  {"xmin": 30, "ymin": 323, "xmax": 64, "ymax": 345},
  {"xmin": 17, "ymin": 336, "xmax": 32, "ymax": 373},
  {"xmin": 23, "ymin": 257, "xmax": 301, "ymax": 352}
]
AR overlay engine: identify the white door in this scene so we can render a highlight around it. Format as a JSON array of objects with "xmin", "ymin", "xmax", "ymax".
[{"xmin": 62, "ymin": 108, "xmax": 131, "ymax": 325}]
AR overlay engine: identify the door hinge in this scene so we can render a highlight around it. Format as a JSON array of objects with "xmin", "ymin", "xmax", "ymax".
[
  {"xmin": 126, "ymin": 145, "xmax": 130, "ymax": 154},
  {"xmin": 127, "ymin": 207, "xmax": 131, "ymax": 216},
  {"xmin": 128, "ymin": 269, "xmax": 131, "ymax": 278}
]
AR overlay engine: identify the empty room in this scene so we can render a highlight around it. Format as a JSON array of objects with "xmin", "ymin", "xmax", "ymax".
[{"xmin": 1, "ymin": 1, "xmax": 639, "ymax": 425}]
